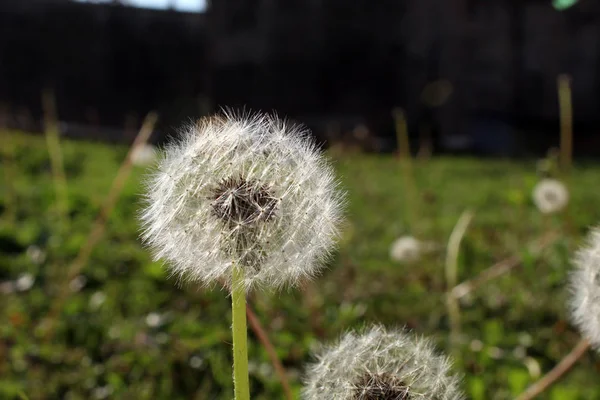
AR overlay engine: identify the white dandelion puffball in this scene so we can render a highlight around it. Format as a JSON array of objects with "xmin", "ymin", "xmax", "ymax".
[
  {"xmin": 131, "ymin": 144, "xmax": 157, "ymax": 166},
  {"xmin": 532, "ymin": 178, "xmax": 569, "ymax": 214},
  {"xmin": 389, "ymin": 236, "xmax": 421, "ymax": 263},
  {"xmin": 140, "ymin": 112, "xmax": 344, "ymax": 292},
  {"xmin": 569, "ymin": 228, "xmax": 600, "ymax": 350},
  {"xmin": 303, "ymin": 326, "xmax": 464, "ymax": 400}
]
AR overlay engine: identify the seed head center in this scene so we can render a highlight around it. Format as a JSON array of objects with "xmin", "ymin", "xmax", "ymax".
[
  {"xmin": 210, "ymin": 176, "xmax": 278, "ymax": 228},
  {"xmin": 353, "ymin": 373, "xmax": 411, "ymax": 400},
  {"xmin": 544, "ymin": 191, "xmax": 558, "ymax": 203}
]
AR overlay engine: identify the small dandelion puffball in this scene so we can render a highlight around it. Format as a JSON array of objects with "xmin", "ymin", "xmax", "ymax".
[
  {"xmin": 532, "ymin": 178, "xmax": 569, "ymax": 214},
  {"xmin": 569, "ymin": 228, "xmax": 600, "ymax": 350},
  {"xmin": 140, "ymin": 112, "xmax": 344, "ymax": 292},
  {"xmin": 389, "ymin": 236, "xmax": 421, "ymax": 263},
  {"xmin": 303, "ymin": 326, "xmax": 464, "ymax": 400}
]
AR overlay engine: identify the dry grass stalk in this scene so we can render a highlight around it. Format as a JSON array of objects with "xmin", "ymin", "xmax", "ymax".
[
  {"xmin": 1, "ymin": 119, "xmax": 17, "ymax": 222},
  {"xmin": 42, "ymin": 89, "xmax": 69, "ymax": 223},
  {"xmin": 392, "ymin": 108, "xmax": 419, "ymax": 233},
  {"xmin": 558, "ymin": 74, "xmax": 573, "ymax": 171},
  {"xmin": 246, "ymin": 304, "xmax": 293, "ymax": 400},
  {"xmin": 515, "ymin": 338, "xmax": 590, "ymax": 400},
  {"xmin": 41, "ymin": 112, "xmax": 158, "ymax": 340},
  {"xmin": 450, "ymin": 230, "xmax": 559, "ymax": 300},
  {"xmin": 445, "ymin": 209, "xmax": 475, "ymax": 349}
]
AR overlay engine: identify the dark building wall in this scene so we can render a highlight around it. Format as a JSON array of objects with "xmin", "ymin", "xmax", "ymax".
[
  {"xmin": 0, "ymin": 0, "xmax": 208, "ymax": 135},
  {"xmin": 1, "ymin": 0, "xmax": 600, "ymax": 150}
]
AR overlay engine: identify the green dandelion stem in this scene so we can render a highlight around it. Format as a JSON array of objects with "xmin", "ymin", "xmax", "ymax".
[{"xmin": 232, "ymin": 266, "xmax": 250, "ymax": 400}]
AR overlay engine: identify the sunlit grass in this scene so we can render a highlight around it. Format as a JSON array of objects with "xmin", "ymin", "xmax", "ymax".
[{"xmin": 1, "ymin": 131, "xmax": 600, "ymax": 399}]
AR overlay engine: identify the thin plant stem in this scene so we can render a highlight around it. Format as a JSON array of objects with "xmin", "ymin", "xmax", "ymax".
[
  {"xmin": 42, "ymin": 89, "xmax": 69, "ymax": 225},
  {"xmin": 515, "ymin": 338, "xmax": 590, "ymax": 400},
  {"xmin": 445, "ymin": 210, "xmax": 474, "ymax": 349},
  {"xmin": 558, "ymin": 74, "xmax": 573, "ymax": 172},
  {"xmin": 417, "ymin": 121, "xmax": 432, "ymax": 161},
  {"xmin": 1, "ymin": 130, "xmax": 16, "ymax": 223},
  {"xmin": 41, "ymin": 113, "xmax": 157, "ymax": 340},
  {"xmin": 246, "ymin": 304, "xmax": 292, "ymax": 400},
  {"xmin": 450, "ymin": 230, "xmax": 559, "ymax": 300},
  {"xmin": 232, "ymin": 267, "xmax": 250, "ymax": 400},
  {"xmin": 392, "ymin": 107, "xmax": 419, "ymax": 233}
]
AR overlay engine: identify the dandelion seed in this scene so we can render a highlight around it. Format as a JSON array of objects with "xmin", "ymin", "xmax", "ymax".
[
  {"xmin": 26, "ymin": 245, "xmax": 46, "ymax": 264},
  {"xmin": 303, "ymin": 326, "xmax": 465, "ymax": 400},
  {"xmin": 389, "ymin": 236, "xmax": 421, "ymax": 263},
  {"xmin": 140, "ymin": 111, "xmax": 345, "ymax": 292},
  {"xmin": 189, "ymin": 355, "xmax": 204, "ymax": 369},
  {"xmin": 569, "ymin": 228, "xmax": 600, "ymax": 350},
  {"xmin": 15, "ymin": 273, "xmax": 35, "ymax": 292},
  {"xmin": 89, "ymin": 291, "xmax": 107, "ymax": 309},
  {"xmin": 532, "ymin": 178, "xmax": 569, "ymax": 214},
  {"xmin": 69, "ymin": 275, "xmax": 87, "ymax": 292},
  {"xmin": 108, "ymin": 326, "xmax": 121, "ymax": 339},
  {"xmin": 145, "ymin": 312, "xmax": 163, "ymax": 328},
  {"xmin": 92, "ymin": 385, "xmax": 113, "ymax": 400}
]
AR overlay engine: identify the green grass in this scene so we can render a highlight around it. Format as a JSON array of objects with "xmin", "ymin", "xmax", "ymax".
[{"xmin": 1, "ymin": 131, "xmax": 599, "ymax": 399}]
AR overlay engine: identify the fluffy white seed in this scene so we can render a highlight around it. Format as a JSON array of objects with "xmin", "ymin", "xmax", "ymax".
[
  {"xmin": 389, "ymin": 236, "xmax": 421, "ymax": 263},
  {"xmin": 15, "ymin": 273, "xmax": 35, "ymax": 292},
  {"xmin": 569, "ymin": 228, "xmax": 600, "ymax": 350},
  {"xmin": 302, "ymin": 325, "xmax": 465, "ymax": 400},
  {"xmin": 532, "ymin": 178, "xmax": 569, "ymax": 214},
  {"xmin": 140, "ymin": 111, "xmax": 345, "ymax": 292}
]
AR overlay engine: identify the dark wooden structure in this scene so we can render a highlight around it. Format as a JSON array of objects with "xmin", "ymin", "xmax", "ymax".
[{"xmin": 1, "ymin": 0, "xmax": 600, "ymax": 153}]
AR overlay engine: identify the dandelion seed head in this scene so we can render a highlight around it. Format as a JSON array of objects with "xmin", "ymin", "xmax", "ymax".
[
  {"xmin": 140, "ymin": 111, "xmax": 345, "ymax": 292},
  {"xmin": 389, "ymin": 236, "xmax": 421, "ymax": 263},
  {"xmin": 145, "ymin": 312, "xmax": 163, "ymax": 328},
  {"xmin": 302, "ymin": 326, "xmax": 465, "ymax": 400},
  {"xmin": 26, "ymin": 245, "xmax": 46, "ymax": 265},
  {"xmin": 532, "ymin": 178, "xmax": 569, "ymax": 214},
  {"xmin": 89, "ymin": 291, "xmax": 107, "ymax": 309},
  {"xmin": 15, "ymin": 273, "xmax": 35, "ymax": 292},
  {"xmin": 569, "ymin": 228, "xmax": 600, "ymax": 350}
]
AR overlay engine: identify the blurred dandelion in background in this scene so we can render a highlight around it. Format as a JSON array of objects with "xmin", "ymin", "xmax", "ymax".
[
  {"xmin": 15, "ymin": 273, "xmax": 35, "ymax": 292},
  {"xmin": 389, "ymin": 236, "xmax": 421, "ymax": 263},
  {"xmin": 569, "ymin": 228, "xmax": 600, "ymax": 350},
  {"xmin": 302, "ymin": 325, "xmax": 464, "ymax": 400},
  {"xmin": 532, "ymin": 178, "xmax": 569, "ymax": 214}
]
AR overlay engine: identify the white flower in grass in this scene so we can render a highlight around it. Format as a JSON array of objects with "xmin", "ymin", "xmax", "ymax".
[
  {"xmin": 569, "ymin": 228, "xmax": 600, "ymax": 350},
  {"xmin": 145, "ymin": 312, "xmax": 163, "ymax": 328},
  {"xmin": 26, "ymin": 245, "xmax": 46, "ymax": 264},
  {"xmin": 140, "ymin": 112, "xmax": 345, "ymax": 292},
  {"xmin": 15, "ymin": 273, "xmax": 35, "ymax": 292},
  {"xmin": 89, "ymin": 291, "xmax": 106, "ymax": 309},
  {"xmin": 532, "ymin": 178, "xmax": 569, "ymax": 214},
  {"xmin": 389, "ymin": 236, "xmax": 421, "ymax": 263},
  {"xmin": 131, "ymin": 144, "xmax": 157, "ymax": 166},
  {"xmin": 303, "ymin": 326, "xmax": 464, "ymax": 400}
]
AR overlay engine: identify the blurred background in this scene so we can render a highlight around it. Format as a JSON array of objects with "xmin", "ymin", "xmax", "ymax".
[
  {"xmin": 2, "ymin": 0, "xmax": 600, "ymax": 154},
  {"xmin": 2, "ymin": 0, "xmax": 600, "ymax": 399}
]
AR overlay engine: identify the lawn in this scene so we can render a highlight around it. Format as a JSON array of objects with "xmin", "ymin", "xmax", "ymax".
[{"xmin": 1, "ymin": 131, "xmax": 599, "ymax": 399}]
